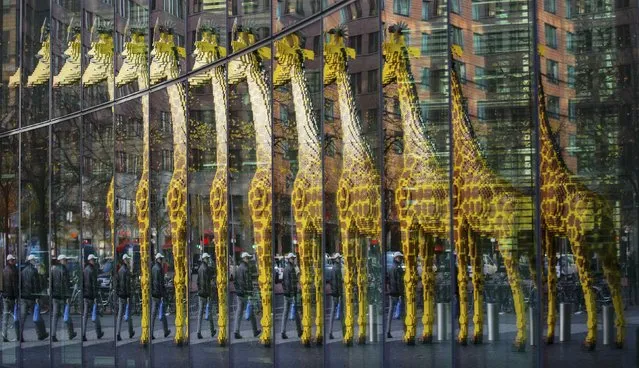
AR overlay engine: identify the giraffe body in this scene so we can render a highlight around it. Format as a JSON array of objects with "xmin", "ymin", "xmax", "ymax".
[
  {"xmin": 324, "ymin": 28, "xmax": 381, "ymax": 346},
  {"xmin": 274, "ymin": 34, "xmax": 324, "ymax": 345}
]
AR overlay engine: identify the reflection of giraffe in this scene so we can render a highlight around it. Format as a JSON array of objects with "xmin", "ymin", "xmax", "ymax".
[
  {"xmin": 324, "ymin": 26, "xmax": 381, "ymax": 346},
  {"xmin": 189, "ymin": 24, "xmax": 229, "ymax": 346},
  {"xmin": 228, "ymin": 25, "xmax": 273, "ymax": 347},
  {"xmin": 537, "ymin": 76, "xmax": 624, "ymax": 350},
  {"xmin": 381, "ymin": 24, "xmax": 450, "ymax": 344},
  {"xmin": 53, "ymin": 23, "xmax": 81, "ymax": 87},
  {"xmin": 26, "ymin": 19, "xmax": 51, "ymax": 87},
  {"xmin": 150, "ymin": 25, "xmax": 189, "ymax": 345},
  {"xmin": 114, "ymin": 27, "xmax": 152, "ymax": 345},
  {"xmin": 450, "ymin": 49, "xmax": 532, "ymax": 351},
  {"xmin": 273, "ymin": 33, "xmax": 323, "ymax": 346}
]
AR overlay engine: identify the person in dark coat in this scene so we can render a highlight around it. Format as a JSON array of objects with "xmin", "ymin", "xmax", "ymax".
[
  {"xmin": 233, "ymin": 252, "xmax": 260, "ymax": 339},
  {"xmin": 116, "ymin": 254, "xmax": 135, "ymax": 341},
  {"xmin": 51, "ymin": 254, "xmax": 76, "ymax": 341},
  {"xmin": 196, "ymin": 253, "xmax": 216, "ymax": 339},
  {"xmin": 151, "ymin": 253, "xmax": 170, "ymax": 339},
  {"xmin": 20, "ymin": 254, "xmax": 48, "ymax": 342},
  {"xmin": 2, "ymin": 254, "xmax": 18, "ymax": 342},
  {"xmin": 386, "ymin": 251, "xmax": 405, "ymax": 339},
  {"xmin": 280, "ymin": 253, "xmax": 301, "ymax": 339},
  {"xmin": 328, "ymin": 253, "xmax": 343, "ymax": 340},
  {"xmin": 82, "ymin": 254, "xmax": 103, "ymax": 341}
]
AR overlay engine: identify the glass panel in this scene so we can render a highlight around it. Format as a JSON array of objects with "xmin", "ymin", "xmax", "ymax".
[
  {"xmin": 149, "ymin": 29, "xmax": 189, "ymax": 364},
  {"xmin": 272, "ymin": 21, "xmax": 324, "ymax": 366},
  {"xmin": 51, "ymin": 0, "xmax": 82, "ymax": 117},
  {"xmin": 22, "ymin": 3, "xmax": 51, "ymax": 126},
  {"xmin": 115, "ymin": 0, "xmax": 149, "ymax": 99},
  {"xmin": 114, "ymin": 97, "xmax": 151, "ymax": 367},
  {"xmin": 537, "ymin": 3, "xmax": 638, "ymax": 365},
  {"xmin": 150, "ymin": 0, "xmax": 186, "ymax": 82},
  {"xmin": 323, "ymin": 3, "xmax": 383, "ymax": 365},
  {"xmin": 227, "ymin": 26, "xmax": 274, "ymax": 366},
  {"xmin": 0, "ymin": 136, "xmax": 19, "ymax": 365},
  {"xmin": 82, "ymin": 0, "xmax": 116, "ymax": 108},
  {"xmin": 276, "ymin": 0, "xmax": 323, "ymax": 31},
  {"xmin": 50, "ymin": 118, "xmax": 82, "ymax": 366},
  {"xmin": 451, "ymin": 1, "xmax": 535, "ymax": 365},
  {"xmin": 187, "ymin": 28, "xmax": 230, "ymax": 367},
  {"xmin": 20, "ymin": 127, "xmax": 50, "ymax": 365},
  {"xmin": 1, "ymin": 0, "xmax": 20, "ymax": 131},
  {"xmin": 227, "ymin": 0, "xmax": 271, "ymax": 59},
  {"xmin": 382, "ymin": 0, "xmax": 452, "ymax": 364},
  {"xmin": 81, "ymin": 109, "xmax": 116, "ymax": 365}
]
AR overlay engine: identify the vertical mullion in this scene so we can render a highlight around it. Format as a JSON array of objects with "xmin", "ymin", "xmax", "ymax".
[{"xmin": 446, "ymin": 1, "xmax": 456, "ymax": 366}]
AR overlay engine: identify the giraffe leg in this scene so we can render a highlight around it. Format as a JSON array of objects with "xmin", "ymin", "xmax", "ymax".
[
  {"xmin": 341, "ymin": 228, "xmax": 355, "ymax": 346},
  {"xmin": 455, "ymin": 222, "xmax": 469, "ymax": 345},
  {"xmin": 214, "ymin": 231, "xmax": 228, "ymax": 346},
  {"xmin": 420, "ymin": 232, "xmax": 435, "ymax": 344},
  {"xmin": 401, "ymin": 226, "xmax": 418, "ymax": 345},
  {"xmin": 570, "ymin": 238, "xmax": 597, "ymax": 350},
  {"xmin": 297, "ymin": 229, "xmax": 313, "ymax": 346},
  {"xmin": 256, "ymin": 230, "xmax": 273, "ymax": 347},
  {"xmin": 136, "ymin": 177, "xmax": 151, "ymax": 345},
  {"xmin": 469, "ymin": 231, "xmax": 484, "ymax": 344},
  {"xmin": 356, "ymin": 236, "xmax": 368, "ymax": 344},
  {"xmin": 501, "ymin": 250, "xmax": 527, "ymax": 351},
  {"xmin": 312, "ymin": 232, "xmax": 324, "ymax": 345},
  {"xmin": 601, "ymin": 247, "xmax": 625, "ymax": 348},
  {"xmin": 545, "ymin": 230, "xmax": 557, "ymax": 344}
]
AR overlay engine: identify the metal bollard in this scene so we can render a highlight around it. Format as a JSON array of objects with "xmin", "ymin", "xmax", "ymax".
[
  {"xmin": 560, "ymin": 303, "xmax": 572, "ymax": 342},
  {"xmin": 369, "ymin": 304, "xmax": 378, "ymax": 343},
  {"xmin": 437, "ymin": 303, "xmax": 449, "ymax": 341},
  {"xmin": 529, "ymin": 306, "xmax": 537, "ymax": 346},
  {"xmin": 487, "ymin": 303, "xmax": 499, "ymax": 341},
  {"xmin": 603, "ymin": 305, "xmax": 614, "ymax": 346}
]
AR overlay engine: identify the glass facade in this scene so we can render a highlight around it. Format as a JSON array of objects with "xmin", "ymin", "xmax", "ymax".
[{"xmin": 0, "ymin": 0, "xmax": 637, "ymax": 366}]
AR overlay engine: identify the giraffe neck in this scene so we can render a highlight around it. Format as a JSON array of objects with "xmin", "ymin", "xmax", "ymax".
[
  {"xmin": 166, "ymin": 80, "xmax": 188, "ymax": 160},
  {"xmin": 139, "ymin": 73, "xmax": 150, "ymax": 176},
  {"xmin": 335, "ymin": 68, "xmax": 371, "ymax": 165},
  {"xmin": 538, "ymin": 88, "xmax": 570, "ymax": 182},
  {"xmin": 211, "ymin": 67, "xmax": 228, "ymax": 161},
  {"xmin": 395, "ymin": 68, "xmax": 439, "ymax": 159},
  {"xmin": 290, "ymin": 63, "xmax": 321, "ymax": 169},
  {"xmin": 246, "ymin": 61, "xmax": 273, "ymax": 165}
]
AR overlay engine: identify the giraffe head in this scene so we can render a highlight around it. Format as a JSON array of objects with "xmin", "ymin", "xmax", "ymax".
[
  {"xmin": 115, "ymin": 25, "xmax": 147, "ymax": 88},
  {"xmin": 382, "ymin": 23, "xmax": 420, "ymax": 86},
  {"xmin": 190, "ymin": 20, "xmax": 226, "ymax": 87},
  {"xmin": 227, "ymin": 23, "xmax": 271, "ymax": 85},
  {"xmin": 150, "ymin": 21, "xmax": 186, "ymax": 85},
  {"xmin": 323, "ymin": 25, "xmax": 356, "ymax": 86},
  {"xmin": 53, "ymin": 20, "xmax": 82, "ymax": 87},
  {"xmin": 273, "ymin": 32, "xmax": 314, "ymax": 87},
  {"xmin": 82, "ymin": 22, "xmax": 114, "ymax": 88},
  {"xmin": 26, "ymin": 18, "xmax": 51, "ymax": 87}
]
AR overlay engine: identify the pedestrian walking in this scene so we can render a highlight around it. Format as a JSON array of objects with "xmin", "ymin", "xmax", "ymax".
[
  {"xmin": 51, "ymin": 254, "xmax": 77, "ymax": 342},
  {"xmin": 386, "ymin": 251, "xmax": 405, "ymax": 339},
  {"xmin": 280, "ymin": 253, "xmax": 301, "ymax": 339},
  {"xmin": 328, "ymin": 253, "xmax": 343, "ymax": 340},
  {"xmin": 196, "ymin": 253, "xmax": 216, "ymax": 339},
  {"xmin": 151, "ymin": 253, "xmax": 171, "ymax": 339},
  {"xmin": 82, "ymin": 254, "xmax": 103, "ymax": 341},
  {"xmin": 116, "ymin": 254, "xmax": 135, "ymax": 341},
  {"xmin": 233, "ymin": 252, "xmax": 260, "ymax": 340},
  {"xmin": 20, "ymin": 254, "xmax": 48, "ymax": 342},
  {"xmin": 2, "ymin": 255, "xmax": 18, "ymax": 342}
]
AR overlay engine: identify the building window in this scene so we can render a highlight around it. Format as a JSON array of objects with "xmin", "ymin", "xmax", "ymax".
[
  {"xmin": 368, "ymin": 32, "xmax": 379, "ymax": 54},
  {"xmin": 367, "ymin": 69, "xmax": 378, "ymax": 93},
  {"xmin": 451, "ymin": 0, "xmax": 460, "ymax": 14},
  {"xmin": 568, "ymin": 100, "xmax": 576, "ymax": 121},
  {"xmin": 568, "ymin": 134, "xmax": 576, "ymax": 156},
  {"xmin": 545, "ymin": 24, "xmax": 557, "ymax": 49},
  {"xmin": 349, "ymin": 35, "xmax": 362, "ymax": 55},
  {"xmin": 475, "ymin": 66, "xmax": 486, "ymax": 90},
  {"xmin": 547, "ymin": 59, "xmax": 559, "ymax": 84},
  {"xmin": 615, "ymin": 0, "xmax": 629, "ymax": 8},
  {"xmin": 421, "ymin": 33, "xmax": 429, "ymax": 54},
  {"xmin": 566, "ymin": 32, "xmax": 574, "ymax": 53},
  {"xmin": 618, "ymin": 64, "xmax": 632, "ymax": 88},
  {"xmin": 325, "ymin": 99, "xmax": 334, "ymax": 123},
  {"xmin": 477, "ymin": 102, "xmax": 486, "ymax": 121},
  {"xmin": 457, "ymin": 63, "xmax": 467, "ymax": 84},
  {"xmin": 452, "ymin": 26, "xmax": 464, "ymax": 49},
  {"xmin": 547, "ymin": 95, "xmax": 560, "ymax": 119},
  {"xmin": 544, "ymin": 0, "xmax": 556, "ymax": 13},
  {"xmin": 473, "ymin": 33, "xmax": 483, "ymax": 53},
  {"xmin": 567, "ymin": 65, "xmax": 575, "ymax": 88},
  {"xmin": 366, "ymin": 108, "xmax": 378, "ymax": 127},
  {"xmin": 565, "ymin": 0, "xmax": 573, "ymax": 17},
  {"xmin": 422, "ymin": 0, "xmax": 430, "ymax": 19},
  {"xmin": 421, "ymin": 68, "xmax": 430, "ymax": 88},
  {"xmin": 313, "ymin": 35, "xmax": 321, "ymax": 55},
  {"xmin": 393, "ymin": 0, "xmax": 410, "ymax": 15},
  {"xmin": 352, "ymin": 72, "xmax": 362, "ymax": 94},
  {"xmin": 616, "ymin": 25, "xmax": 631, "ymax": 48},
  {"xmin": 160, "ymin": 111, "xmax": 172, "ymax": 133},
  {"xmin": 280, "ymin": 105, "xmax": 289, "ymax": 122}
]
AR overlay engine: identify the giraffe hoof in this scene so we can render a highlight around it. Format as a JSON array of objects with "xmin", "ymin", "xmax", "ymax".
[
  {"xmin": 615, "ymin": 340, "xmax": 623, "ymax": 349},
  {"xmin": 420, "ymin": 335, "xmax": 433, "ymax": 344},
  {"xmin": 457, "ymin": 337, "xmax": 467, "ymax": 346},
  {"xmin": 581, "ymin": 341, "xmax": 595, "ymax": 351},
  {"xmin": 218, "ymin": 338, "xmax": 227, "ymax": 347},
  {"xmin": 315, "ymin": 336, "xmax": 323, "ymax": 346},
  {"xmin": 511, "ymin": 342, "xmax": 525, "ymax": 352},
  {"xmin": 260, "ymin": 337, "xmax": 272, "ymax": 348},
  {"xmin": 403, "ymin": 336, "xmax": 415, "ymax": 345},
  {"xmin": 545, "ymin": 335, "xmax": 554, "ymax": 345},
  {"xmin": 357, "ymin": 335, "xmax": 366, "ymax": 345},
  {"xmin": 343, "ymin": 337, "xmax": 353, "ymax": 347},
  {"xmin": 472, "ymin": 335, "xmax": 483, "ymax": 345},
  {"xmin": 301, "ymin": 336, "xmax": 312, "ymax": 346}
]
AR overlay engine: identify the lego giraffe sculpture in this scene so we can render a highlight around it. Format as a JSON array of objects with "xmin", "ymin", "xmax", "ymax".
[
  {"xmin": 537, "ymin": 77, "xmax": 624, "ymax": 349},
  {"xmin": 381, "ymin": 24, "xmax": 450, "ymax": 344},
  {"xmin": 53, "ymin": 23, "xmax": 82, "ymax": 87},
  {"xmin": 228, "ymin": 26, "xmax": 273, "ymax": 346},
  {"xmin": 189, "ymin": 25, "xmax": 229, "ymax": 346},
  {"xmin": 26, "ymin": 20, "xmax": 51, "ymax": 87},
  {"xmin": 273, "ymin": 33, "xmax": 324, "ymax": 345},
  {"xmin": 114, "ymin": 27, "xmax": 152, "ymax": 345},
  {"xmin": 450, "ymin": 50, "xmax": 532, "ymax": 351},
  {"xmin": 149, "ymin": 25, "xmax": 189, "ymax": 345},
  {"xmin": 324, "ymin": 27, "xmax": 382, "ymax": 346}
]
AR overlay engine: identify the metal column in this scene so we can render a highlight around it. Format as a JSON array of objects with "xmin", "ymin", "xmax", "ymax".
[
  {"xmin": 559, "ymin": 302, "xmax": 572, "ymax": 342},
  {"xmin": 487, "ymin": 303, "xmax": 499, "ymax": 341}
]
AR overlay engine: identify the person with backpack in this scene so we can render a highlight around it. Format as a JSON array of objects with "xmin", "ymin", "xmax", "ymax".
[
  {"xmin": 116, "ymin": 254, "xmax": 135, "ymax": 341},
  {"xmin": 233, "ymin": 252, "xmax": 260, "ymax": 340},
  {"xmin": 196, "ymin": 253, "xmax": 216, "ymax": 339},
  {"xmin": 280, "ymin": 253, "xmax": 301, "ymax": 339},
  {"xmin": 51, "ymin": 254, "xmax": 77, "ymax": 342},
  {"xmin": 82, "ymin": 254, "xmax": 103, "ymax": 341},
  {"xmin": 387, "ymin": 251, "xmax": 405, "ymax": 339},
  {"xmin": 20, "ymin": 254, "xmax": 48, "ymax": 342}
]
